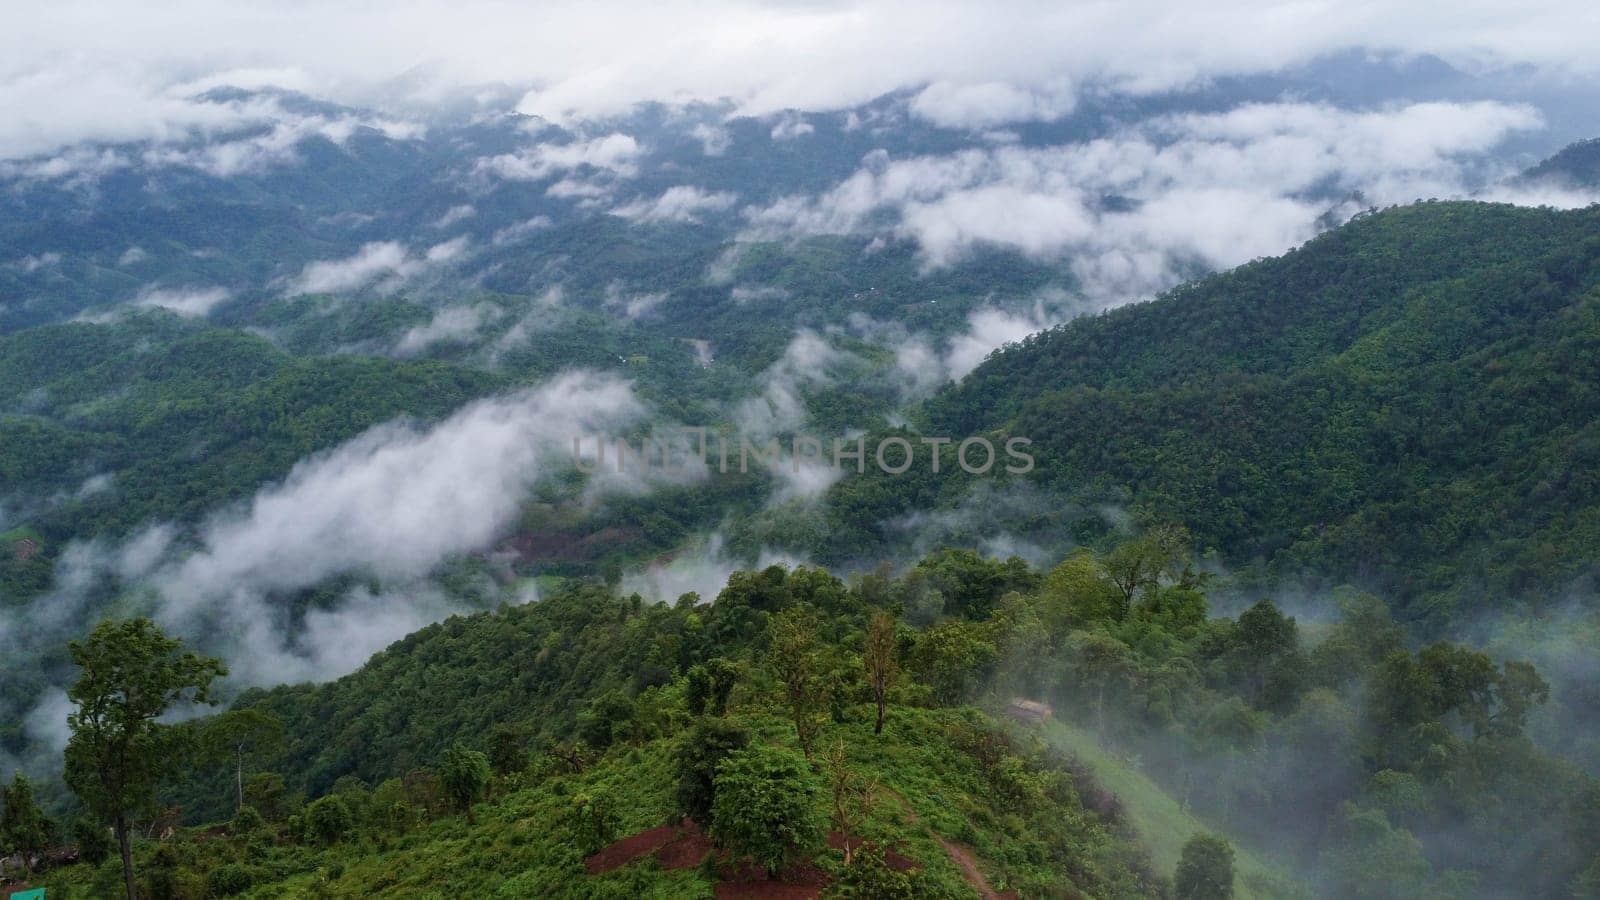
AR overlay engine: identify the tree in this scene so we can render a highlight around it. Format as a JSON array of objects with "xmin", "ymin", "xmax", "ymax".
[
  {"xmin": 1102, "ymin": 525, "xmax": 1190, "ymax": 618},
  {"xmin": 676, "ymin": 719, "xmax": 750, "ymax": 826},
  {"xmin": 73, "ymin": 816, "xmax": 113, "ymax": 866},
  {"xmin": 486, "ymin": 724, "xmax": 527, "ymax": 776},
  {"xmin": 824, "ymin": 742, "xmax": 878, "ymax": 864},
  {"xmin": 910, "ymin": 619, "xmax": 998, "ymax": 705},
  {"xmin": 1040, "ymin": 549, "xmax": 1123, "ymax": 632},
  {"xmin": 566, "ymin": 790, "xmax": 619, "ymax": 855},
  {"xmin": 64, "ymin": 618, "xmax": 226, "ymax": 900},
  {"xmin": 438, "ymin": 743, "xmax": 490, "ymax": 822},
  {"xmin": 686, "ymin": 657, "xmax": 740, "ymax": 717},
  {"xmin": 201, "ymin": 709, "xmax": 284, "ymax": 813},
  {"xmin": 711, "ymin": 744, "xmax": 826, "ymax": 878},
  {"xmin": 304, "ymin": 795, "xmax": 352, "ymax": 845},
  {"xmin": 768, "ymin": 607, "xmax": 830, "ymax": 757},
  {"xmin": 1, "ymin": 773, "xmax": 52, "ymax": 878},
  {"xmin": 1063, "ymin": 631, "xmax": 1135, "ymax": 735},
  {"xmin": 863, "ymin": 611, "xmax": 900, "ymax": 735},
  {"xmin": 1174, "ymin": 832, "xmax": 1235, "ymax": 900}
]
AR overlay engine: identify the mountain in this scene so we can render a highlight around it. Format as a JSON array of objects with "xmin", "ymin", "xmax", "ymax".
[
  {"xmin": 1521, "ymin": 137, "xmax": 1600, "ymax": 188},
  {"xmin": 838, "ymin": 201, "xmax": 1600, "ymax": 625}
]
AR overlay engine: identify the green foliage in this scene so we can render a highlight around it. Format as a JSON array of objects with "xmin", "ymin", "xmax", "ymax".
[
  {"xmin": 710, "ymin": 744, "xmax": 827, "ymax": 877},
  {"xmin": 834, "ymin": 843, "xmax": 921, "ymax": 898},
  {"xmin": 1175, "ymin": 832, "xmax": 1235, "ymax": 900},
  {"xmin": 564, "ymin": 789, "xmax": 620, "ymax": 856},
  {"xmin": 685, "ymin": 658, "xmax": 739, "ymax": 718},
  {"xmin": 64, "ymin": 618, "xmax": 226, "ymax": 896},
  {"xmin": 207, "ymin": 863, "xmax": 254, "ymax": 896},
  {"xmin": 675, "ymin": 719, "xmax": 750, "ymax": 826},
  {"xmin": 485, "ymin": 725, "xmax": 528, "ymax": 776},
  {"xmin": 767, "ymin": 605, "xmax": 831, "ymax": 756},
  {"xmin": 1, "ymin": 773, "xmax": 52, "ymax": 875},
  {"xmin": 230, "ymin": 804, "xmax": 264, "ymax": 835},
  {"xmin": 305, "ymin": 795, "xmax": 353, "ymax": 845},
  {"xmin": 437, "ymin": 743, "xmax": 491, "ymax": 817},
  {"xmin": 915, "ymin": 202, "xmax": 1600, "ymax": 619},
  {"xmin": 73, "ymin": 817, "xmax": 114, "ymax": 866}
]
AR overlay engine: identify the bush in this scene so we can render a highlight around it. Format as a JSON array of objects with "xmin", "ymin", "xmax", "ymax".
[
  {"xmin": 439, "ymin": 743, "xmax": 491, "ymax": 817},
  {"xmin": 1175, "ymin": 832, "xmax": 1235, "ymax": 900},
  {"xmin": 73, "ymin": 817, "xmax": 114, "ymax": 865},
  {"xmin": 835, "ymin": 844, "xmax": 919, "ymax": 899},
  {"xmin": 676, "ymin": 719, "xmax": 750, "ymax": 825},
  {"xmin": 306, "ymin": 795, "xmax": 354, "ymax": 845},
  {"xmin": 231, "ymin": 805, "xmax": 265, "ymax": 835},
  {"xmin": 208, "ymin": 863, "xmax": 254, "ymax": 896},
  {"xmin": 565, "ymin": 790, "xmax": 619, "ymax": 856},
  {"xmin": 710, "ymin": 744, "xmax": 826, "ymax": 877}
]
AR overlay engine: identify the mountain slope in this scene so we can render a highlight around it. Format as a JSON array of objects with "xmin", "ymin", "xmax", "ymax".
[{"xmin": 911, "ymin": 201, "xmax": 1600, "ymax": 622}]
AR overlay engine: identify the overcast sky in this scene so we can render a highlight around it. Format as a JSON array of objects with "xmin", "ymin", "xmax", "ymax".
[{"xmin": 4, "ymin": 0, "xmax": 1600, "ymax": 158}]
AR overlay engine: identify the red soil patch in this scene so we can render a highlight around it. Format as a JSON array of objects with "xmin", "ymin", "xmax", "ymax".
[
  {"xmin": 586, "ymin": 818, "xmax": 715, "ymax": 874},
  {"xmin": 12, "ymin": 538, "xmax": 38, "ymax": 561},
  {"xmin": 713, "ymin": 858, "xmax": 828, "ymax": 900},
  {"xmin": 657, "ymin": 821, "xmax": 715, "ymax": 870},
  {"xmin": 585, "ymin": 821, "xmax": 687, "ymax": 874},
  {"xmin": 826, "ymin": 831, "xmax": 920, "ymax": 873}
]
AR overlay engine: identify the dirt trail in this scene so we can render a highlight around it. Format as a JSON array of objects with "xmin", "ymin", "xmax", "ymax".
[
  {"xmin": 933, "ymin": 836, "xmax": 1005, "ymax": 900},
  {"xmin": 893, "ymin": 793, "xmax": 1012, "ymax": 900}
]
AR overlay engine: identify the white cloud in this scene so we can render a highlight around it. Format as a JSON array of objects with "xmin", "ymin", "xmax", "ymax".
[
  {"xmin": 476, "ymin": 132, "xmax": 641, "ymax": 182},
  {"xmin": 10, "ymin": 252, "xmax": 61, "ymax": 273},
  {"xmin": 289, "ymin": 241, "xmax": 410, "ymax": 294},
  {"xmin": 732, "ymin": 329, "xmax": 843, "ymax": 438},
  {"xmin": 690, "ymin": 122, "xmax": 732, "ymax": 156},
  {"xmin": 746, "ymin": 100, "xmax": 1551, "ymax": 303},
  {"xmin": 394, "ymin": 303, "xmax": 500, "ymax": 356},
  {"xmin": 612, "ymin": 186, "xmax": 738, "ymax": 224},
  {"xmin": 2, "ymin": 0, "xmax": 1596, "ymax": 159},
  {"xmin": 432, "ymin": 203, "xmax": 475, "ymax": 228},
  {"xmin": 134, "ymin": 285, "xmax": 231, "ymax": 317},
  {"xmin": 769, "ymin": 113, "xmax": 814, "ymax": 140},
  {"xmin": 287, "ymin": 238, "xmax": 467, "ymax": 295},
  {"xmin": 491, "ymin": 215, "xmax": 553, "ymax": 246},
  {"xmin": 909, "ymin": 79, "xmax": 1075, "ymax": 129},
  {"xmin": 152, "ymin": 372, "xmax": 651, "ymax": 618},
  {"xmin": 621, "ymin": 533, "xmax": 801, "ymax": 603}
]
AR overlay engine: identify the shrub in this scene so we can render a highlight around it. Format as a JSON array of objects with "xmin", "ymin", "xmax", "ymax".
[
  {"xmin": 231, "ymin": 805, "xmax": 265, "ymax": 835},
  {"xmin": 710, "ymin": 744, "xmax": 826, "ymax": 877},
  {"xmin": 676, "ymin": 719, "xmax": 750, "ymax": 825},
  {"xmin": 835, "ymin": 844, "xmax": 919, "ymax": 899},
  {"xmin": 306, "ymin": 795, "xmax": 354, "ymax": 845},
  {"xmin": 1175, "ymin": 832, "xmax": 1235, "ymax": 900},
  {"xmin": 566, "ymin": 790, "xmax": 619, "ymax": 856},
  {"xmin": 208, "ymin": 863, "xmax": 254, "ymax": 896}
]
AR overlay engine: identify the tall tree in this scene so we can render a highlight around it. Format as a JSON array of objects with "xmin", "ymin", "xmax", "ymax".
[
  {"xmin": 438, "ymin": 743, "xmax": 490, "ymax": 823},
  {"xmin": 64, "ymin": 619, "xmax": 226, "ymax": 900},
  {"xmin": 863, "ymin": 611, "xmax": 900, "ymax": 735},
  {"xmin": 201, "ymin": 709, "xmax": 285, "ymax": 813},
  {"xmin": 1, "ymin": 773, "xmax": 52, "ymax": 879},
  {"xmin": 823, "ymin": 741, "xmax": 878, "ymax": 864},
  {"xmin": 768, "ymin": 606, "xmax": 829, "ymax": 757}
]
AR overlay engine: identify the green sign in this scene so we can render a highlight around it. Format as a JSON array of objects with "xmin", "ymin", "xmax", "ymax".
[{"xmin": 9, "ymin": 889, "xmax": 45, "ymax": 900}]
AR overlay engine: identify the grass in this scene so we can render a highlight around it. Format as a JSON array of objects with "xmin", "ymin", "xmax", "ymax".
[{"xmin": 1042, "ymin": 719, "xmax": 1308, "ymax": 900}]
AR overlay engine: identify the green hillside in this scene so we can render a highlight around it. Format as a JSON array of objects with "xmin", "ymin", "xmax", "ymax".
[
  {"xmin": 871, "ymin": 201, "xmax": 1600, "ymax": 623},
  {"xmin": 17, "ymin": 537, "xmax": 1598, "ymax": 898}
]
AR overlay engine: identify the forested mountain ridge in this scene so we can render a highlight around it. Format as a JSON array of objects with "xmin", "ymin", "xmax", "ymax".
[
  {"xmin": 899, "ymin": 201, "xmax": 1600, "ymax": 623},
  {"xmin": 23, "ymin": 537, "xmax": 1599, "ymax": 898}
]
